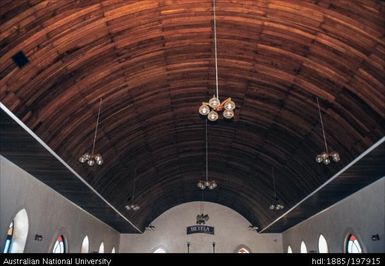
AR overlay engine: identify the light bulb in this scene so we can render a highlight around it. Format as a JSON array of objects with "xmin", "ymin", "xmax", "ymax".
[
  {"xmin": 204, "ymin": 180, "xmax": 210, "ymax": 187},
  {"xmin": 83, "ymin": 153, "xmax": 91, "ymax": 160},
  {"xmin": 323, "ymin": 158, "xmax": 330, "ymax": 165},
  {"xmin": 208, "ymin": 96, "xmax": 220, "ymax": 109},
  {"xmin": 208, "ymin": 111, "xmax": 218, "ymax": 121},
  {"xmin": 87, "ymin": 159, "xmax": 95, "ymax": 166},
  {"xmin": 315, "ymin": 154, "xmax": 323, "ymax": 163},
  {"xmin": 212, "ymin": 182, "xmax": 217, "ymax": 188},
  {"xmin": 94, "ymin": 154, "xmax": 102, "ymax": 161},
  {"xmin": 125, "ymin": 205, "xmax": 131, "ymax": 210},
  {"xmin": 320, "ymin": 152, "xmax": 328, "ymax": 160},
  {"xmin": 79, "ymin": 156, "xmax": 87, "ymax": 163},
  {"xmin": 223, "ymin": 109, "xmax": 234, "ymax": 119},
  {"xmin": 199, "ymin": 104, "xmax": 210, "ymax": 116},
  {"xmin": 224, "ymin": 100, "xmax": 235, "ymax": 110},
  {"xmin": 330, "ymin": 151, "xmax": 340, "ymax": 162},
  {"xmin": 269, "ymin": 204, "xmax": 275, "ymax": 210}
]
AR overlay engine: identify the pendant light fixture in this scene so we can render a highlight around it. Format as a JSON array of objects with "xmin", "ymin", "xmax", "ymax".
[
  {"xmin": 197, "ymin": 120, "xmax": 217, "ymax": 190},
  {"xmin": 198, "ymin": 0, "xmax": 235, "ymax": 121},
  {"xmin": 269, "ymin": 167, "xmax": 284, "ymax": 211},
  {"xmin": 315, "ymin": 97, "xmax": 340, "ymax": 165},
  {"xmin": 125, "ymin": 169, "xmax": 140, "ymax": 211},
  {"xmin": 79, "ymin": 99, "xmax": 103, "ymax": 166}
]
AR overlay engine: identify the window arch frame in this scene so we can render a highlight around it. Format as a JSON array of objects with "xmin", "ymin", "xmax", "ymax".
[
  {"xmin": 98, "ymin": 242, "xmax": 105, "ymax": 253},
  {"xmin": 345, "ymin": 233, "xmax": 363, "ymax": 253},
  {"xmin": 287, "ymin": 245, "xmax": 293, "ymax": 253},
  {"xmin": 318, "ymin": 234, "xmax": 328, "ymax": 253},
  {"xmin": 52, "ymin": 234, "xmax": 66, "ymax": 253},
  {"xmin": 300, "ymin": 241, "xmax": 308, "ymax": 253},
  {"xmin": 80, "ymin": 235, "xmax": 89, "ymax": 253},
  {"xmin": 153, "ymin": 247, "xmax": 167, "ymax": 253},
  {"xmin": 4, "ymin": 208, "xmax": 29, "ymax": 253},
  {"xmin": 233, "ymin": 244, "xmax": 252, "ymax": 253}
]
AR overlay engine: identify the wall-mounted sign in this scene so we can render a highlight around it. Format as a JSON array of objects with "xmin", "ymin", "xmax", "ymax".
[{"xmin": 187, "ymin": 225, "xmax": 214, "ymax": 235}]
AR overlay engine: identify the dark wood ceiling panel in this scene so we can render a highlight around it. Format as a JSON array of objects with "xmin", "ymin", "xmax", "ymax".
[
  {"xmin": 262, "ymin": 138, "xmax": 385, "ymax": 233},
  {"xmin": 1, "ymin": 0, "xmax": 384, "ymax": 232},
  {"xmin": 0, "ymin": 108, "xmax": 140, "ymax": 233}
]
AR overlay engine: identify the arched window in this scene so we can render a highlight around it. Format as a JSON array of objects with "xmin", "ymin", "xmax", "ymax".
[
  {"xmin": 3, "ymin": 221, "xmax": 14, "ymax": 253},
  {"xmin": 346, "ymin": 234, "xmax": 362, "ymax": 253},
  {"xmin": 111, "ymin": 247, "xmax": 116, "ymax": 253},
  {"xmin": 300, "ymin": 241, "xmax": 307, "ymax": 253},
  {"xmin": 52, "ymin": 235, "xmax": 66, "ymax": 253},
  {"xmin": 153, "ymin": 247, "xmax": 166, "ymax": 253},
  {"xmin": 98, "ymin": 242, "xmax": 104, "ymax": 253},
  {"xmin": 80, "ymin": 236, "xmax": 89, "ymax": 253},
  {"xmin": 3, "ymin": 209, "xmax": 29, "ymax": 253},
  {"xmin": 237, "ymin": 247, "xmax": 250, "ymax": 253},
  {"xmin": 318, "ymin": 234, "xmax": 328, "ymax": 253},
  {"xmin": 287, "ymin": 245, "xmax": 293, "ymax": 253}
]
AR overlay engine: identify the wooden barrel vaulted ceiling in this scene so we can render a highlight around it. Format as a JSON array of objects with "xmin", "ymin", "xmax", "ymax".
[{"xmin": 1, "ymin": 0, "xmax": 384, "ymax": 232}]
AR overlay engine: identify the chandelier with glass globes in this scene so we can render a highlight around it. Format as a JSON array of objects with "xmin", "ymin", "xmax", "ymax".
[
  {"xmin": 79, "ymin": 99, "xmax": 103, "ymax": 167},
  {"xmin": 198, "ymin": 0, "xmax": 235, "ymax": 122},
  {"xmin": 197, "ymin": 179, "xmax": 217, "ymax": 190},
  {"xmin": 199, "ymin": 96, "xmax": 236, "ymax": 121},
  {"xmin": 315, "ymin": 97, "xmax": 340, "ymax": 165}
]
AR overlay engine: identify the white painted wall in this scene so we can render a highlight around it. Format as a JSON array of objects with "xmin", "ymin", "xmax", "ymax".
[
  {"xmin": 120, "ymin": 202, "xmax": 282, "ymax": 253},
  {"xmin": 0, "ymin": 155, "xmax": 120, "ymax": 253},
  {"xmin": 282, "ymin": 177, "xmax": 385, "ymax": 253}
]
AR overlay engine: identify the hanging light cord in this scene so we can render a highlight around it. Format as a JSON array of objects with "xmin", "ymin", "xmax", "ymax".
[
  {"xmin": 272, "ymin": 167, "xmax": 277, "ymax": 201},
  {"xmin": 317, "ymin": 97, "xmax": 329, "ymax": 153},
  {"xmin": 132, "ymin": 169, "xmax": 136, "ymax": 203},
  {"xmin": 213, "ymin": 0, "xmax": 219, "ymax": 99},
  {"xmin": 200, "ymin": 191, "xmax": 204, "ymax": 214},
  {"xmin": 91, "ymin": 98, "xmax": 102, "ymax": 156},
  {"xmin": 205, "ymin": 119, "xmax": 208, "ymax": 182}
]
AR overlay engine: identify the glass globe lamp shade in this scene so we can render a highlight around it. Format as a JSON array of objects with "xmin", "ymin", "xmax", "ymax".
[
  {"xmin": 223, "ymin": 109, "xmax": 234, "ymax": 119},
  {"xmin": 199, "ymin": 104, "xmax": 210, "ymax": 116},
  {"xmin": 94, "ymin": 154, "xmax": 102, "ymax": 161},
  {"xmin": 87, "ymin": 159, "xmax": 95, "ymax": 166},
  {"xmin": 208, "ymin": 111, "xmax": 219, "ymax": 121},
  {"xmin": 83, "ymin": 153, "xmax": 91, "ymax": 160},
  {"xmin": 330, "ymin": 151, "xmax": 340, "ymax": 162},
  {"xmin": 79, "ymin": 156, "xmax": 86, "ymax": 163},
  {"xmin": 323, "ymin": 158, "xmax": 331, "ymax": 165},
  {"xmin": 321, "ymin": 152, "xmax": 328, "ymax": 160},
  {"xmin": 208, "ymin": 96, "xmax": 220, "ymax": 109},
  {"xmin": 224, "ymin": 100, "xmax": 235, "ymax": 111},
  {"xmin": 315, "ymin": 154, "xmax": 323, "ymax": 163}
]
